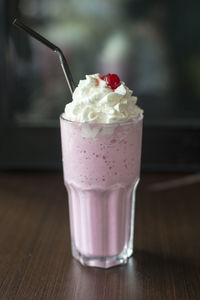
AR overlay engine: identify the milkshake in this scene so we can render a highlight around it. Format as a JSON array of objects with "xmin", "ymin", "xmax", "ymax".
[{"xmin": 60, "ymin": 73, "xmax": 143, "ymax": 268}]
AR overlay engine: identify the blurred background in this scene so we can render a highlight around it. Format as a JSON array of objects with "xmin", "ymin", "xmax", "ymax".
[{"xmin": 0, "ymin": 0, "xmax": 200, "ymax": 171}]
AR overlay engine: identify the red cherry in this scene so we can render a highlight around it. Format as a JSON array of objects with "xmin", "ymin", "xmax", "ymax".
[{"xmin": 100, "ymin": 73, "xmax": 121, "ymax": 90}]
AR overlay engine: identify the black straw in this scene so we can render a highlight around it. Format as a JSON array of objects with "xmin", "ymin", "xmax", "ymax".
[{"xmin": 13, "ymin": 18, "xmax": 75, "ymax": 95}]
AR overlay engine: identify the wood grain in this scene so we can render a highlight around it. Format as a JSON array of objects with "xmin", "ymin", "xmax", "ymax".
[{"xmin": 0, "ymin": 172, "xmax": 200, "ymax": 300}]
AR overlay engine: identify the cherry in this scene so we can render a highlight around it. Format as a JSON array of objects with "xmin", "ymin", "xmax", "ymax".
[{"xmin": 100, "ymin": 73, "xmax": 121, "ymax": 90}]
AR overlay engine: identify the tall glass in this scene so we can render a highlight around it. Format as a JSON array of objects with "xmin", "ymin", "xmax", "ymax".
[{"xmin": 60, "ymin": 114, "xmax": 143, "ymax": 268}]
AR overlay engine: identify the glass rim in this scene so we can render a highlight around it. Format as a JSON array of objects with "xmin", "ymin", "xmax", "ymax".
[{"xmin": 60, "ymin": 113, "xmax": 143, "ymax": 126}]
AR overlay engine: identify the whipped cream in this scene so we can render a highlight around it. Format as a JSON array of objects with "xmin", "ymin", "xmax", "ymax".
[{"xmin": 64, "ymin": 74, "xmax": 143, "ymax": 123}]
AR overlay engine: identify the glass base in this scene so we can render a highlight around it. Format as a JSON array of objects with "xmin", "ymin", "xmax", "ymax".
[{"xmin": 72, "ymin": 242, "xmax": 133, "ymax": 269}]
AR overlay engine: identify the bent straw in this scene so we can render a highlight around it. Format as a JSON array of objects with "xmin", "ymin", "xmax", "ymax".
[{"xmin": 13, "ymin": 18, "xmax": 75, "ymax": 95}]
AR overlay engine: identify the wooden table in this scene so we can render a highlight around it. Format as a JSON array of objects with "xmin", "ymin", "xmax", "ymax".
[{"xmin": 0, "ymin": 172, "xmax": 200, "ymax": 299}]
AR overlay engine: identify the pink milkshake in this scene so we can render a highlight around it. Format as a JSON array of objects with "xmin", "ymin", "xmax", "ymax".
[{"xmin": 60, "ymin": 73, "xmax": 143, "ymax": 268}]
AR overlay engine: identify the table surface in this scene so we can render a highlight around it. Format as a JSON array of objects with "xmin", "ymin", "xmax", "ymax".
[{"xmin": 0, "ymin": 171, "xmax": 200, "ymax": 300}]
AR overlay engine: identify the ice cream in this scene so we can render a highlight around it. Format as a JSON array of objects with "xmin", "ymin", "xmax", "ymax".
[{"xmin": 64, "ymin": 73, "xmax": 143, "ymax": 123}]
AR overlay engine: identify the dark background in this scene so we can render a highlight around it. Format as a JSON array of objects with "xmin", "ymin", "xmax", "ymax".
[{"xmin": 0, "ymin": 0, "xmax": 200, "ymax": 171}]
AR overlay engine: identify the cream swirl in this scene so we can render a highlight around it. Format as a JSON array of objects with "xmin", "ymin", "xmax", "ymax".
[{"xmin": 64, "ymin": 74, "xmax": 143, "ymax": 123}]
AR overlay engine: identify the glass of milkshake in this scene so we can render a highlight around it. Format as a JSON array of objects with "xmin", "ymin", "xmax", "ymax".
[{"xmin": 60, "ymin": 73, "xmax": 143, "ymax": 268}]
